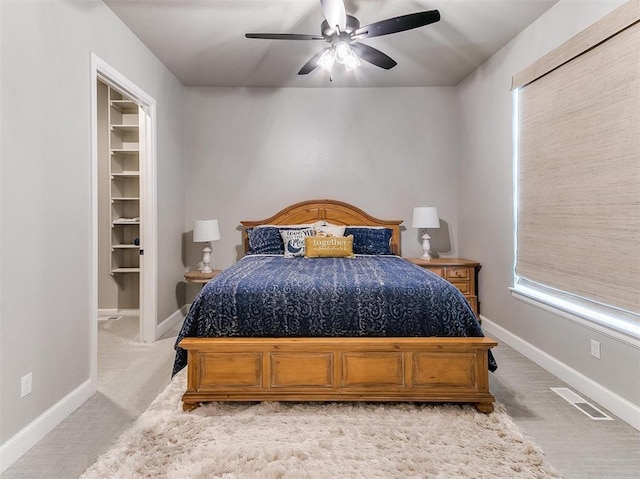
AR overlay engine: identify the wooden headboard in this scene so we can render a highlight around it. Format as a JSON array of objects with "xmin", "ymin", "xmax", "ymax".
[{"xmin": 240, "ymin": 199, "xmax": 403, "ymax": 256}]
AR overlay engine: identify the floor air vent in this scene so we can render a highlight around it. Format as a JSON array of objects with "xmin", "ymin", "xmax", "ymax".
[{"xmin": 551, "ymin": 388, "xmax": 613, "ymax": 420}]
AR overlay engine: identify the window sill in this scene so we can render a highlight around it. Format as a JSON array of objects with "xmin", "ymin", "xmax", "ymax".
[{"xmin": 510, "ymin": 284, "xmax": 640, "ymax": 348}]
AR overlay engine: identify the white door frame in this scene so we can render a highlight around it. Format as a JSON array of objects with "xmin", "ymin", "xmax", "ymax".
[{"xmin": 90, "ymin": 53, "xmax": 158, "ymax": 379}]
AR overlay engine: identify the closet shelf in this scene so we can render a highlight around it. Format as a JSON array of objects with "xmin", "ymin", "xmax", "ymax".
[
  {"xmin": 111, "ymin": 148, "xmax": 139, "ymax": 154},
  {"xmin": 111, "ymin": 124, "xmax": 139, "ymax": 132},
  {"xmin": 110, "ymin": 100, "xmax": 138, "ymax": 112},
  {"xmin": 112, "ymin": 220, "xmax": 140, "ymax": 226},
  {"xmin": 111, "ymin": 267, "xmax": 140, "ymax": 274}
]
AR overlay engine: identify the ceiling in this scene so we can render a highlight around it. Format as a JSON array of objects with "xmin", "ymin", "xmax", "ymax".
[{"xmin": 104, "ymin": 0, "xmax": 558, "ymax": 88}]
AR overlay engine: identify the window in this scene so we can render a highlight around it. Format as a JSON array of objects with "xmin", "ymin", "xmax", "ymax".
[{"xmin": 512, "ymin": 2, "xmax": 640, "ymax": 340}]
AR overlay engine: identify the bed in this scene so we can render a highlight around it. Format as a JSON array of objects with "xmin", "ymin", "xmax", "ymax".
[{"xmin": 175, "ymin": 199, "xmax": 497, "ymax": 413}]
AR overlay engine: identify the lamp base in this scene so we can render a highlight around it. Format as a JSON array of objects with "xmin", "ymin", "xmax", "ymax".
[
  {"xmin": 420, "ymin": 233, "xmax": 433, "ymax": 261},
  {"xmin": 200, "ymin": 245, "xmax": 213, "ymax": 274}
]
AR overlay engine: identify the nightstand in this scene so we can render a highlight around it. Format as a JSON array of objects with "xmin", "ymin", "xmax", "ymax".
[
  {"xmin": 184, "ymin": 270, "xmax": 221, "ymax": 284},
  {"xmin": 406, "ymin": 258, "xmax": 481, "ymax": 316}
]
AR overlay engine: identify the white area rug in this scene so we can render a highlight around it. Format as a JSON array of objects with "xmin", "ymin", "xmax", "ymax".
[{"xmin": 81, "ymin": 370, "xmax": 562, "ymax": 479}]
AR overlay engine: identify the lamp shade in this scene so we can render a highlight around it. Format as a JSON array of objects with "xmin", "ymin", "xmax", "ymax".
[
  {"xmin": 193, "ymin": 219, "xmax": 220, "ymax": 242},
  {"xmin": 412, "ymin": 207, "xmax": 440, "ymax": 229}
]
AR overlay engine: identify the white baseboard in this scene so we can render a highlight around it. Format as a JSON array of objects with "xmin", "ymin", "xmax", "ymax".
[
  {"xmin": 155, "ymin": 306, "xmax": 188, "ymax": 339},
  {"xmin": 0, "ymin": 307, "xmax": 186, "ymax": 473},
  {"xmin": 0, "ymin": 378, "xmax": 96, "ymax": 473},
  {"xmin": 481, "ymin": 315, "xmax": 640, "ymax": 431}
]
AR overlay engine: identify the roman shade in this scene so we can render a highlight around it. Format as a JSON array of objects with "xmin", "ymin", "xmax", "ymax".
[{"xmin": 512, "ymin": 1, "xmax": 640, "ymax": 319}]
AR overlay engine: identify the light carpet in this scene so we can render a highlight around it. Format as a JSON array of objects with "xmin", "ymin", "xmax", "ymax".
[{"xmin": 81, "ymin": 370, "xmax": 562, "ymax": 479}]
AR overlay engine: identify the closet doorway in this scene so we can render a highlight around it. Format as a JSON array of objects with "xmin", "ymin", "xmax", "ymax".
[
  {"xmin": 97, "ymin": 81, "xmax": 141, "ymax": 317},
  {"xmin": 91, "ymin": 54, "xmax": 157, "ymax": 385}
]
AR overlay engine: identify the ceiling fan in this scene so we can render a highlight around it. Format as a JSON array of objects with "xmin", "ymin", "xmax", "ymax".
[{"xmin": 245, "ymin": 0, "xmax": 441, "ymax": 76}]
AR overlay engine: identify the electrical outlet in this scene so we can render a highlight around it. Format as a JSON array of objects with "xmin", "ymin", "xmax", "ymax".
[
  {"xmin": 21, "ymin": 373, "xmax": 32, "ymax": 398},
  {"xmin": 590, "ymin": 339, "xmax": 601, "ymax": 359}
]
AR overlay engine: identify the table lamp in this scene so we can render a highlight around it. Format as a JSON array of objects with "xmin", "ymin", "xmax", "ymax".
[
  {"xmin": 193, "ymin": 219, "xmax": 220, "ymax": 273},
  {"xmin": 412, "ymin": 206, "xmax": 440, "ymax": 260}
]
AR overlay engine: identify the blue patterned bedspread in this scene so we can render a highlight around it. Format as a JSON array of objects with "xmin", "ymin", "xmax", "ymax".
[{"xmin": 173, "ymin": 255, "xmax": 497, "ymax": 375}]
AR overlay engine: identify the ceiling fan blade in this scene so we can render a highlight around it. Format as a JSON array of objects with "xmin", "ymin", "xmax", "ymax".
[
  {"xmin": 320, "ymin": 0, "xmax": 347, "ymax": 31},
  {"xmin": 245, "ymin": 33, "xmax": 324, "ymax": 40},
  {"xmin": 298, "ymin": 49, "xmax": 328, "ymax": 75},
  {"xmin": 350, "ymin": 43, "xmax": 397, "ymax": 70},
  {"xmin": 354, "ymin": 10, "xmax": 440, "ymax": 39}
]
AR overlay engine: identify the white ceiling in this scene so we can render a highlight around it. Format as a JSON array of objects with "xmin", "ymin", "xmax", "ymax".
[{"xmin": 104, "ymin": 0, "xmax": 558, "ymax": 88}]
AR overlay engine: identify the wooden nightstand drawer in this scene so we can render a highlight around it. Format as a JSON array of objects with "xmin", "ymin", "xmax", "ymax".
[
  {"xmin": 446, "ymin": 267, "xmax": 470, "ymax": 280},
  {"xmin": 404, "ymin": 258, "xmax": 481, "ymax": 316},
  {"xmin": 427, "ymin": 267, "xmax": 445, "ymax": 278},
  {"xmin": 451, "ymin": 281, "xmax": 470, "ymax": 294},
  {"xmin": 466, "ymin": 296, "xmax": 478, "ymax": 313}
]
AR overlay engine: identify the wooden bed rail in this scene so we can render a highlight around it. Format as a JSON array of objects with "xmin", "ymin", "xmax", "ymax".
[{"xmin": 179, "ymin": 336, "xmax": 497, "ymax": 413}]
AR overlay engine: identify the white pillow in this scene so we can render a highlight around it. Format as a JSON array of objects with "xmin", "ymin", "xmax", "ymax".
[
  {"xmin": 280, "ymin": 228, "xmax": 314, "ymax": 258},
  {"xmin": 313, "ymin": 221, "xmax": 346, "ymax": 237}
]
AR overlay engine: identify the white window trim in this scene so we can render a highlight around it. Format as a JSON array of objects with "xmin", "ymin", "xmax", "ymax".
[{"xmin": 510, "ymin": 283, "xmax": 640, "ymax": 348}]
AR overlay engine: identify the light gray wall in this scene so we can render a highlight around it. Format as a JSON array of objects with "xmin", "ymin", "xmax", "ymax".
[
  {"xmin": 456, "ymin": 0, "xmax": 638, "ymax": 406},
  {"xmin": 183, "ymin": 86, "xmax": 461, "ymax": 272},
  {"xmin": 0, "ymin": 0, "xmax": 185, "ymax": 444}
]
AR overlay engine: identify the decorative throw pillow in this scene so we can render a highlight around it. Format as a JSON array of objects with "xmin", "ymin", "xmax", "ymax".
[
  {"xmin": 280, "ymin": 228, "xmax": 315, "ymax": 258},
  {"xmin": 247, "ymin": 225, "xmax": 315, "ymax": 255},
  {"xmin": 313, "ymin": 222, "xmax": 346, "ymax": 237},
  {"xmin": 344, "ymin": 227, "xmax": 394, "ymax": 255},
  {"xmin": 305, "ymin": 235, "xmax": 355, "ymax": 258},
  {"xmin": 246, "ymin": 227, "xmax": 284, "ymax": 255}
]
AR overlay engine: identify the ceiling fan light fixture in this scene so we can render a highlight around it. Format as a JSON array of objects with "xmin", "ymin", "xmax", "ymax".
[
  {"xmin": 344, "ymin": 51, "xmax": 361, "ymax": 71},
  {"xmin": 334, "ymin": 41, "xmax": 360, "ymax": 71},
  {"xmin": 317, "ymin": 48, "xmax": 336, "ymax": 72},
  {"xmin": 334, "ymin": 41, "xmax": 352, "ymax": 64}
]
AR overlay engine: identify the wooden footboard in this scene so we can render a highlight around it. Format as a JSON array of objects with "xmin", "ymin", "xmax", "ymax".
[{"xmin": 179, "ymin": 336, "xmax": 497, "ymax": 413}]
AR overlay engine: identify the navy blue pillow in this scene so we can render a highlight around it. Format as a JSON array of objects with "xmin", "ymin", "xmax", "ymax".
[
  {"xmin": 344, "ymin": 227, "xmax": 393, "ymax": 255},
  {"xmin": 246, "ymin": 227, "xmax": 284, "ymax": 255}
]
